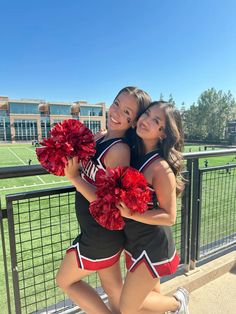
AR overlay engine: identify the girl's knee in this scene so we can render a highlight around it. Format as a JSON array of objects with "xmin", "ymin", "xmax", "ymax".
[
  {"xmin": 55, "ymin": 269, "xmax": 78, "ymax": 291},
  {"xmin": 55, "ymin": 271, "xmax": 67, "ymax": 290}
]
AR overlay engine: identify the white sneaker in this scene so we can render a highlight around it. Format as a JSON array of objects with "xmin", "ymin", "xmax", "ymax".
[{"xmin": 170, "ymin": 287, "xmax": 190, "ymax": 314}]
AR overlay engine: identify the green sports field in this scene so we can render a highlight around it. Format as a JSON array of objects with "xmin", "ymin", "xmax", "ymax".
[
  {"xmin": 0, "ymin": 143, "xmax": 235, "ymax": 313},
  {"xmin": 0, "ymin": 143, "xmax": 235, "ymax": 199},
  {"xmin": 0, "ymin": 143, "xmax": 71, "ymax": 207}
]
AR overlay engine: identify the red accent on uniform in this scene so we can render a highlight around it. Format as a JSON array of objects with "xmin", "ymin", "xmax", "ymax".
[
  {"xmin": 81, "ymin": 173, "xmax": 96, "ymax": 186},
  {"xmin": 125, "ymin": 251, "xmax": 180, "ymax": 278},
  {"xmin": 66, "ymin": 247, "xmax": 122, "ymax": 271}
]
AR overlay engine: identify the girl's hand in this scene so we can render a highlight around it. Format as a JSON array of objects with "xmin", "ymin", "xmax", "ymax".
[
  {"xmin": 64, "ymin": 157, "xmax": 81, "ymax": 181},
  {"xmin": 116, "ymin": 201, "xmax": 132, "ymax": 219}
]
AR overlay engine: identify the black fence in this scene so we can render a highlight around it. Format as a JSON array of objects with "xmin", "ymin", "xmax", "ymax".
[{"xmin": 0, "ymin": 149, "xmax": 236, "ymax": 313}]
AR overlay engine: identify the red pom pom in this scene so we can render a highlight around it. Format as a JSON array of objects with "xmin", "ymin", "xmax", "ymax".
[
  {"xmin": 36, "ymin": 119, "xmax": 95, "ymax": 176},
  {"xmin": 89, "ymin": 166, "xmax": 151, "ymax": 230}
]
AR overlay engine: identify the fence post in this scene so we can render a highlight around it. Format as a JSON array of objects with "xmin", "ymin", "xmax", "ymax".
[
  {"xmin": 6, "ymin": 197, "xmax": 22, "ymax": 314},
  {"xmin": 190, "ymin": 158, "xmax": 201, "ymax": 270},
  {"xmin": 181, "ymin": 160, "xmax": 192, "ymax": 272},
  {"xmin": 0, "ymin": 201, "xmax": 13, "ymax": 314}
]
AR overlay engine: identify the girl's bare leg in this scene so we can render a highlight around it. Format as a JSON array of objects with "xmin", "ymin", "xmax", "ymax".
[
  {"xmin": 98, "ymin": 260, "xmax": 123, "ymax": 314},
  {"xmin": 56, "ymin": 252, "xmax": 111, "ymax": 314},
  {"xmin": 119, "ymin": 263, "xmax": 179, "ymax": 314}
]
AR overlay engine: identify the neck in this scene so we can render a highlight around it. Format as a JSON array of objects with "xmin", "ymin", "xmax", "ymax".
[
  {"xmin": 103, "ymin": 129, "xmax": 126, "ymax": 140},
  {"xmin": 143, "ymin": 140, "xmax": 158, "ymax": 154}
]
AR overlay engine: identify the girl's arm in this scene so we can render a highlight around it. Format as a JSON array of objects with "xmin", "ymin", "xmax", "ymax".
[
  {"xmin": 65, "ymin": 142, "xmax": 131, "ymax": 202},
  {"xmin": 64, "ymin": 157, "xmax": 97, "ymax": 202},
  {"xmin": 118, "ymin": 160, "xmax": 177, "ymax": 226}
]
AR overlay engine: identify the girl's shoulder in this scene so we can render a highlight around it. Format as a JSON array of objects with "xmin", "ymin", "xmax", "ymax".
[
  {"xmin": 103, "ymin": 140, "xmax": 131, "ymax": 168},
  {"xmin": 152, "ymin": 159, "xmax": 175, "ymax": 183},
  {"xmin": 107, "ymin": 141, "xmax": 130, "ymax": 155}
]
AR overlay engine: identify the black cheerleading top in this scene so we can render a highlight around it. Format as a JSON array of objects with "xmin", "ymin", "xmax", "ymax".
[
  {"xmin": 123, "ymin": 150, "xmax": 180, "ymax": 278},
  {"xmin": 73, "ymin": 137, "xmax": 128, "ymax": 259}
]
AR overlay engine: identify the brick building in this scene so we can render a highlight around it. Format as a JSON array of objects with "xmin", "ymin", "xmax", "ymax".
[{"xmin": 0, "ymin": 96, "xmax": 106, "ymax": 142}]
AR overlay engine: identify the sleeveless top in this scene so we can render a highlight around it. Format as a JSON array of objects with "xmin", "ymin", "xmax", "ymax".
[
  {"xmin": 74, "ymin": 137, "xmax": 128, "ymax": 257},
  {"xmin": 124, "ymin": 150, "xmax": 178, "ymax": 270}
]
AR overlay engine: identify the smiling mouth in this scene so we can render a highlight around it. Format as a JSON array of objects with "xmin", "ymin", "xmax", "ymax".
[{"xmin": 110, "ymin": 116, "xmax": 120, "ymax": 124}]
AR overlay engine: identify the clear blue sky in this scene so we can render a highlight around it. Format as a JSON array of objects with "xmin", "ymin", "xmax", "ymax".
[{"xmin": 1, "ymin": 0, "xmax": 236, "ymax": 108}]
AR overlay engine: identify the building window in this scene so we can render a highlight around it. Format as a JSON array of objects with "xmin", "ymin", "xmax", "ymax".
[
  {"xmin": 0, "ymin": 114, "xmax": 11, "ymax": 141},
  {"xmin": 9, "ymin": 103, "xmax": 39, "ymax": 114},
  {"xmin": 83, "ymin": 120, "xmax": 101, "ymax": 134},
  {"xmin": 228, "ymin": 126, "xmax": 236, "ymax": 134},
  {"xmin": 50, "ymin": 105, "xmax": 71, "ymax": 115},
  {"xmin": 80, "ymin": 106, "xmax": 103, "ymax": 116},
  {"xmin": 41, "ymin": 117, "xmax": 51, "ymax": 138},
  {"xmin": 14, "ymin": 119, "xmax": 38, "ymax": 141},
  {"xmin": 0, "ymin": 110, "xmax": 8, "ymax": 117}
]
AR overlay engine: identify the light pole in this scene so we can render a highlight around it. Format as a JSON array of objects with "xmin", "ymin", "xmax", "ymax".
[
  {"xmin": 88, "ymin": 110, "xmax": 91, "ymax": 130},
  {"xmin": 3, "ymin": 117, "xmax": 6, "ymax": 141}
]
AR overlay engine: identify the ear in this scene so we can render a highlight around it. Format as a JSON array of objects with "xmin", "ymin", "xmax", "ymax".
[
  {"xmin": 132, "ymin": 120, "xmax": 137, "ymax": 128},
  {"xmin": 161, "ymin": 129, "xmax": 167, "ymax": 139}
]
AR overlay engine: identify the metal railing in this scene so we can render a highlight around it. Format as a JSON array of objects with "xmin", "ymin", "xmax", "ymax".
[{"xmin": 1, "ymin": 148, "xmax": 236, "ymax": 313}]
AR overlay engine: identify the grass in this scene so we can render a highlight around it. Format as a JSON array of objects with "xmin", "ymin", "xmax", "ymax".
[
  {"xmin": 0, "ymin": 143, "xmax": 71, "ymax": 208},
  {"xmin": 0, "ymin": 143, "xmax": 235, "ymax": 313},
  {"xmin": 184, "ymin": 143, "xmax": 236, "ymax": 167},
  {"xmin": 1, "ymin": 143, "xmax": 235, "ymax": 203}
]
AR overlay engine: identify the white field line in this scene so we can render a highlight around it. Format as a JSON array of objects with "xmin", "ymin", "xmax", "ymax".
[
  {"xmin": 26, "ymin": 147, "xmax": 36, "ymax": 153},
  {"xmin": 37, "ymin": 176, "xmax": 46, "ymax": 183},
  {"xmin": 0, "ymin": 180, "xmax": 69, "ymax": 191},
  {"xmin": 8, "ymin": 147, "xmax": 26, "ymax": 164},
  {"xmin": 7, "ymin": 147, "xmax": 46, "ymax": 184},
  {"xmin": 25, "ymin": 147, "xmax": 46, "ymax": 183},
  {"xmin": 26, "ymin": 147, "xmax": 35, "ymax": 154}
]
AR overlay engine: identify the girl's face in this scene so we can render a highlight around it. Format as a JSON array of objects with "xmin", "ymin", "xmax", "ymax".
[
  {"xmin": 107, "ymin": 92, "xmax": 138, "ymax": 131},
  {"xmin": 136, "ymin": 105, "xmax": 166, "ymax": 142}
]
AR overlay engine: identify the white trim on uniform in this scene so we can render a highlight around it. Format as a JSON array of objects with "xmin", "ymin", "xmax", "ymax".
[
  {"xmin": 125, "ymin": 249, "xmax": 160, "ymax": 278},
  {"xmin": 139, "ymin": 152, "xmax": 159, "ymax": 172}
]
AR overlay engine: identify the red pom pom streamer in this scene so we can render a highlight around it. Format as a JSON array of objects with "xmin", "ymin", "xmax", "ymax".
[
  {"xmin": 36, "ymin": 119, "xmax": 96, "ymax": 176},
  {"xmin": 89, "ymin": 166, "xmax": 151, "ymax": 230}
]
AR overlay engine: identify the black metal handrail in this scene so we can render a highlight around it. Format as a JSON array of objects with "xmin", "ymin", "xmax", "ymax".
[
  {"xmin": 183, "ymin": 148, "xmax": 236, "ymax": 159},
  {"xmin": 1, "ymin": 148, "xmax": 236, "ymax": 179}
]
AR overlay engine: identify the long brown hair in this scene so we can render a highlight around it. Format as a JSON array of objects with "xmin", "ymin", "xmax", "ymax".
[{"xmin": 137, "ymin": 101, "xmax": 185, "ymax": 195}]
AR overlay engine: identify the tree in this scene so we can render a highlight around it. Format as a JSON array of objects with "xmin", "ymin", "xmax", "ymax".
[
  {"xmin": 184, "ymin": 88, "xmax": 236, "ymax": 141},
  {"xmin": 168, "ymin": 93, "xmax": 175, "ymax": 106},
  {"xmin": 197, "ymin": 88, "xmax": 236, "ymax": 140},
  {"xmin": 159, "ymin": 93, "xmax": 164, "ymax": 101}
]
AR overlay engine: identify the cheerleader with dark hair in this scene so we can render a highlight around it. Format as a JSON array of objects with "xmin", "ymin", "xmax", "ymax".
[
  {"xmin": 117, "ymin": 101, "xmax": 189, "ymax": 314},
  {"xmin": 56, "ymin": 87, "xmax": 151, "ymax": 314}
]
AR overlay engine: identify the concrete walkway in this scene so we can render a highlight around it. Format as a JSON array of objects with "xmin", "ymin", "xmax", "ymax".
[
  {"xmin": 161, "ymin": 250, "xmax": 236, "ymax": 314},
  {"xmin": 189, "ymin": 268, "xmax": 236, "ymax": 313}
]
